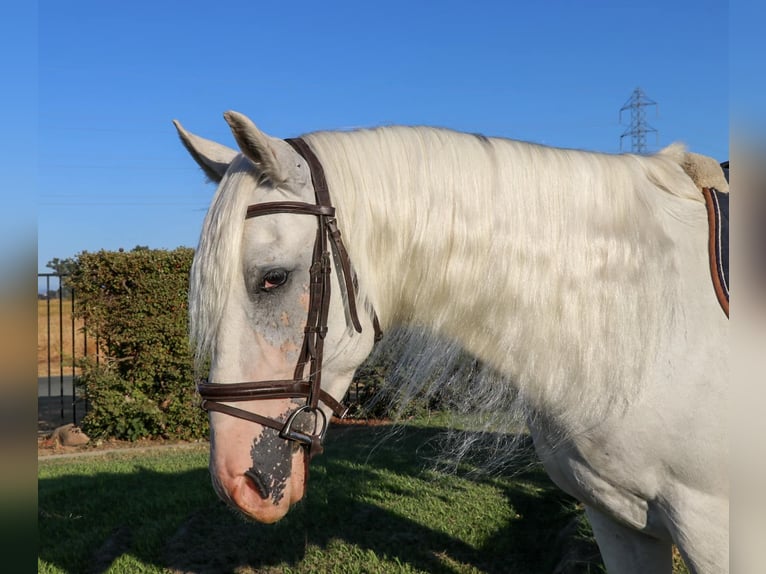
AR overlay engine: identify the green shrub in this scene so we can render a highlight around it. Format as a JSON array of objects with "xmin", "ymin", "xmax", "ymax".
[
  {"xmin": 77, "ymin": 362, "xmax": 165, "ymax": 441},
  {"xmin": 344, "ymin": 363, "xmax": 389, "ymax": 419},
  {"xmin": 69, "ymin": 247, "xmax": 208, "ymax": 441}
]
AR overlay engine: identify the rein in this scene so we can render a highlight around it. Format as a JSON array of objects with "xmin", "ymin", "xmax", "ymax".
[{"xmin": 197, "ymin": 137, "xmax": 381, "ymax": 460}]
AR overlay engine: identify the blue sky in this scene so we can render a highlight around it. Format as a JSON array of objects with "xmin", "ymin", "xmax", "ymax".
[{"xmin": 32, "ymin": 0, "xmax": 736, "ymax": 275}]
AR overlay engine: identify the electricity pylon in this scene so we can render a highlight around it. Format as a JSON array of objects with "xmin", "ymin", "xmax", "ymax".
[{"xmin": 619, "ymin": 87, "xmax": 658, "ymax": 154}]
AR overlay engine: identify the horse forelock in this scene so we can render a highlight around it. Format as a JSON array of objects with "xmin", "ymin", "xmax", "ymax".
[{"xmin": 189, "ymin": 155, "xmax": 254, "ymax": 372}]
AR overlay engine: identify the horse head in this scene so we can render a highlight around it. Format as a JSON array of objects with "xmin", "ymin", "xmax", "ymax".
[{"xmin": 175, "ymin": 111, "xmax": 377, "ymax": 523}]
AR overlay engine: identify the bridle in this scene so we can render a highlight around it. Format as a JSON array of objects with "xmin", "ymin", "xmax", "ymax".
[{"xmin": 197, "ymin": 137, "xmax": 381, "ymax": 460}]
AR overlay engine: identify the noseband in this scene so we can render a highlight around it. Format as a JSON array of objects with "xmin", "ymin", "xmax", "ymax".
[{"xmin": 197, "ymin": 137, "xmax": 381, "ymax": 460}]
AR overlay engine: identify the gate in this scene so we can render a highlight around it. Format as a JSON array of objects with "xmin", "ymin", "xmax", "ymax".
[{"xmin": 37, "ymin": 273, "xmax": 97, "ymax": 432}]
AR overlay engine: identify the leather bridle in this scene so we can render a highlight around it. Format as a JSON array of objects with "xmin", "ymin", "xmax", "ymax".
[{"xmin": 197, "ymin": 137, "xmax": 381, "ymax": 460}]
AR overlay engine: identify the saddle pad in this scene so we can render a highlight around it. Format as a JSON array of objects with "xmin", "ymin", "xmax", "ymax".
[{"xmin": 702, "ymin": 187, "xmax": 729, "ymax": 317}]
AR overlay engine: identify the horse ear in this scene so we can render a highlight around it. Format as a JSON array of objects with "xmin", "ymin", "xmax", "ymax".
[
  {"xmin": 173, "ymin": 120, "xmax": 237, "ymax": 183},
  {"xmin": 223, "ymin": 111, "xmax": 288, "ymax": 184}
]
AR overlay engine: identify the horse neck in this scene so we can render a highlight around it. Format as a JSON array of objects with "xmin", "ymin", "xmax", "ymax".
[{"xmin": 309, "ymin": 128, "xmax": 680, "ymax": 421}]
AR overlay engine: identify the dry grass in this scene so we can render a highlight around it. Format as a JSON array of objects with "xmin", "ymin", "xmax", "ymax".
[{"xmin": 37, "ymin": 299, "xmax": 96, "ymax": 376}]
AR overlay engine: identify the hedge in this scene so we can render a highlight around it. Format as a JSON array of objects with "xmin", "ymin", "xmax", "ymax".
[
  {"xmin": 69, "ymin": 247, "xmax": 208, "ymax": 441},
  {"xmin": 67, "ymin": 246, "xmax": 400, "ymax": 442}
]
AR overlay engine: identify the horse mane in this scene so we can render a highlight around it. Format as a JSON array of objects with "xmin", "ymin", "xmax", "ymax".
[
  {"xmin": 302, "ymin": 127, "xmax": 700, "ymax": 441},
  {"xmin": 190, "ymin": 125, "xmax": 702, "ymax": 467}
]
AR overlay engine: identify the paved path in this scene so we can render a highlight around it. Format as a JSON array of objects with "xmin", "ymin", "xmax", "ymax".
[
  {"xmin": 38, "ymin": 375, "xmax": 87, "ymax": 435},
  {"xmin": 38, "ymin": 441, "xmax": 209, "ymax": 460},
  {"xmin": 38, "ymin": 375, "xmax": 75, "ymax": 397}
]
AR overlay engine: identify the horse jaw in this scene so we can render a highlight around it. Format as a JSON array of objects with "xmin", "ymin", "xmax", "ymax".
[{"xmin": 207, "ymin": 404, "xmax": 308, "ymax": 523}]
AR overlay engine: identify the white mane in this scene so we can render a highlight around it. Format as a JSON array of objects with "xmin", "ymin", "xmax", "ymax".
[
  {"xmin": 191, "ymin": 125, "xmax": 702, "ymax": 436},
  {"xmin": 303, "ymin": 128, "xmax": 700, "ymax": 432},
  {"xmin": 189, "ymin": 155, "xmax": 256, "ymax": 369}
]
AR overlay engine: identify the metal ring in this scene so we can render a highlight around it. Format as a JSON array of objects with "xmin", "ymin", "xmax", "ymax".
[{"xmin": 279, "ymin": 405, "xmax": 328, "ymax": 446}]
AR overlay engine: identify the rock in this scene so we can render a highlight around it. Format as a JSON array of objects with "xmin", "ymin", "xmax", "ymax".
[{"xmin": 51, "ymin": 423, "xmax": 90, "ymax": 446}]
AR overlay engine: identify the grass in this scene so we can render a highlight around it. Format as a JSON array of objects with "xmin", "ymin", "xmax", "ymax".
[
  {"xmin": 38, "ymin": 417, "xmax": 691, "ymax": 573},
  {"xmin": 39, "ymin": 420, "xmax": 603, "ymax": 574}
]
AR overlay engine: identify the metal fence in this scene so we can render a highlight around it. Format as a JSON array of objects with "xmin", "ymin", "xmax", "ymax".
[{"xmin": 37, "ymin": 273, "xmax": 95, "ymax": 431}]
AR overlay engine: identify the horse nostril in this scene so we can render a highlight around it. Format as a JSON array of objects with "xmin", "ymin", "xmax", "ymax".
[{"xmin": 244, "ymin": 468, "xmax": 270, "ymax": 499}]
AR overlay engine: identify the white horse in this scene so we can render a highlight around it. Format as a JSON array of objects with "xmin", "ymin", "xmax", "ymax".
[{"xmin": 175, "ymin": 111, "xmax": 728, "ymax": 573}]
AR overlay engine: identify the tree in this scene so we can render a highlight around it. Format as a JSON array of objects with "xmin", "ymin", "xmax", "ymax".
[
  {"xmin": 45, "ymin": 256, "xmax": 79, "ymax": 298},
  {"xmin": 46, "ymin": 256, "xmax": 78, "ymax": 276}
]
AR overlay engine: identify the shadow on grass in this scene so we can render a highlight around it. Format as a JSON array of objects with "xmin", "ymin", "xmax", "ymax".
[{"xmin": 39, "ymin": 425, "xmax": 601, "ymax": 573}]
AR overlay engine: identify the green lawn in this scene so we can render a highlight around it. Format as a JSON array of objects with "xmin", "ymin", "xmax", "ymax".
[{"xmin": 38, "ymin": 419, "xmax": 603, "ymax": 573}]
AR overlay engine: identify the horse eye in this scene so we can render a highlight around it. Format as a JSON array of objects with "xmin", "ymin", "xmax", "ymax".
[{"xmin": 261, "ymin": 269, "xmax": 289, "ymax": 291}]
